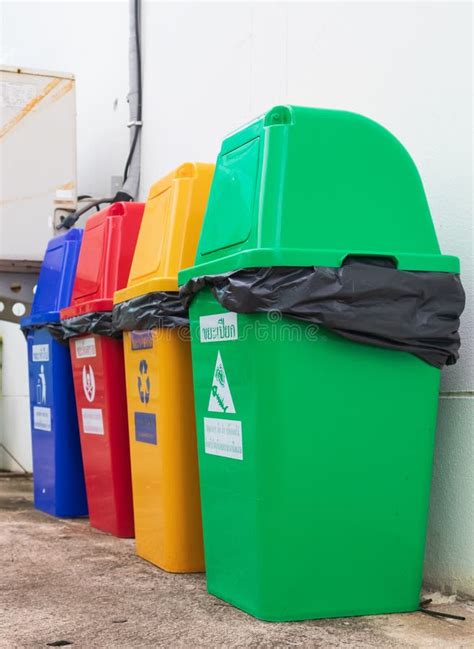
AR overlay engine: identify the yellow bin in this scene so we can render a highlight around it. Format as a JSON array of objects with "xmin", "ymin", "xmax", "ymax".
[{"xmin": 114, "ymin": 162, "xmax": 214, "ymax": 572}]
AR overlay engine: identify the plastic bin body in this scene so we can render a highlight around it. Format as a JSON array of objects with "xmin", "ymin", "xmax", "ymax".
[
  {"xmin": 61, "ymin": 202, "xmax": 144, "ymax": 537},
  {"xmin": 179, "ymin": 106, "xmax": 460, "ymax": 620},
  {"xmin": 21, "ymin": 229, "xmax": 87, "ymax": 517},
  {"xmin": 114, "ymin": 163, "xmax": 214, "ymax": 570},
  {"xmin": 69, "ymin": 334, "xmax": 131, "ymax": 535}
]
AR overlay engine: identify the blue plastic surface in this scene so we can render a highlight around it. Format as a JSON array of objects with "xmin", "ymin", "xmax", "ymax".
[
  {"xmin": 22, "ymin": 229, "xmax": 83, "ymax": 327},
  {"xmin": 22, "ymin": 230, "xmax": 88, "ymax": 517}
]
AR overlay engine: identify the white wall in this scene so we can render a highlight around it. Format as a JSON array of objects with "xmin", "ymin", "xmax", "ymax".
[
  {"xmin": 0, "ymin": 0, "xmax": 130, "ymax": 198},
  {"xmin": 0, "ymin": 0, "xmax": 131, "ymax": 472},
  {"xmin": 0, "ymin": 1, "xmax": 472, "ymax": 595},
  {"xmin": 0, "ymin": 322, "xmax": 31, "ymax": 471}
]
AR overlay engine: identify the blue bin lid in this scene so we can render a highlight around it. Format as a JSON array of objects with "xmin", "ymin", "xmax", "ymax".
[{"xmin": 21, "ymin": 229, "xmax": 83, "ymax": 327}]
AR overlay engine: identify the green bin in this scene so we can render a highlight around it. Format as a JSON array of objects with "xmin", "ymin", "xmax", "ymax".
[{"xmin": 178, "ymin": 106, "xmax": 460, "ymax": 621}]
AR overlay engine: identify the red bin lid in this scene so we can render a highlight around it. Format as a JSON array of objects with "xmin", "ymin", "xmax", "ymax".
[{"xmin": 60, "ymin": 202, "xmax": 145, "ymax": 319}]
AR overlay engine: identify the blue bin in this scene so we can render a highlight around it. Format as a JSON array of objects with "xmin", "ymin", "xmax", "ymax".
[{"xmin": 21, "ymin": 230, "xmax": 88, "ymax": 517}]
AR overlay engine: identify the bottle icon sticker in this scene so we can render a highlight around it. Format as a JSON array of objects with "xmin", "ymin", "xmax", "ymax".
[{"xmin": 36, "ymin": 365, "xmax": 47, "ymax": 405}]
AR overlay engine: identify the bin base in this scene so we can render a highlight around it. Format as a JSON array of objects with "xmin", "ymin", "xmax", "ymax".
[
  {"xmin": 70, "ymin": 335, "xmax": 135, "ymax": 540},
  {"xmin": 208, "ymin": 585, "xmax": 421, "ymax": 622},
  {"xmin": 123, "ymin": 329, "xmax": 204, "ymax": 573},
  {"xmin": 190, "ymin": 293, "xmax": 440, "ymax": 625},
  {"xmin": 34, "ymin": 504, "xmax": 88, "ymax": 519},
  {"xmin": 89, "ymin": 512, "xmax": 134, "ymax": 539},
  {"xmin": 136, "ymin": 547, "xmax": 204, "ymax": 574}
]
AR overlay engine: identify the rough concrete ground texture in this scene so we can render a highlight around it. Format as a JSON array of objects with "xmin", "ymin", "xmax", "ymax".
[{"xmin": 1, "ymin": 475, "xmax": 472, "ymax": 649}]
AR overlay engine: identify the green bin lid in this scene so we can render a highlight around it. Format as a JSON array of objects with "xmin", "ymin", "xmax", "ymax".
[{"xmin": 179, "ymin": 105, "xmax": 459, "ymax": 285}]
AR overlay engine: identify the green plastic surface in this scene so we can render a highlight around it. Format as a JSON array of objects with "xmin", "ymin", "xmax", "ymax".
[
  {"xmin": 179, "ymin": 105, "xmax": 458, "ymax": 283},
  {"xmin": 181, "ymin": 106, "xmax": 458, "ymax": 620},
  {"xmin": 189, "ymin": 295, "xmax": 440, "ymax": 620}
]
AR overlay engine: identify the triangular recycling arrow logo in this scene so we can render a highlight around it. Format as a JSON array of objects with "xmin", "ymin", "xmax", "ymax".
[{"xmin": 208, "ymin": 351, "xmax": 236, "ymax": 414}]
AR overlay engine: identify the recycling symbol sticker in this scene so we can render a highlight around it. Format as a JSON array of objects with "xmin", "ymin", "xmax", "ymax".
[
  {"xmin": 208, "ymin": 351, "xmax": 236, "ymax": 414},
  {"xmin": 137, "ymin": 359, "xmax": 151, "ymax": 404}
]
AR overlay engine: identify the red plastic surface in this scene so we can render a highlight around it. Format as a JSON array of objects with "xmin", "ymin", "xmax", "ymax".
[
  {"xmin": 70, "ymin": 335, "xmax": 134, "ymax": 537},
  {"xmin": 62, "ymin": 202, "xmax": 144, "ymax": 537},
  {"xmin": 61, "ymin": 202, "xmax": 145, "ymax": 319}
]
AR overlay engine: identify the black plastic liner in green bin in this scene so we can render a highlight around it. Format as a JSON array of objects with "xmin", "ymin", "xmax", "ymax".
[{"xmin": 180, "ymin": 259, "xmax": 465, "ymax": 369}]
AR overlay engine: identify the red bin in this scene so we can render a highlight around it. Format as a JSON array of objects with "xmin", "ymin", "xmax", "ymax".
[{"xmin": 60, "ymin": 202, "xmax": 144, "ymax": 537}]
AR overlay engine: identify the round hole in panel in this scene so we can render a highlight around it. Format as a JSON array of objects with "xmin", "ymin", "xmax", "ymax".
[{"xmin": 12, "ymin": 302, "xmax": 26, "ymax": 317}]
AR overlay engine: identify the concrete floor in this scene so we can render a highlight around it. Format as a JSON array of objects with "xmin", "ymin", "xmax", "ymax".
[{"xmin": 0, "ymin": 475, "xmax": 472, "ymax": 649}]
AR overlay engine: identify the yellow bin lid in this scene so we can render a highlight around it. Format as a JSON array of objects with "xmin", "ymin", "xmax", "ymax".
[{"xmin": 114, "ymin": 162, "xmax": 214, "ymax": 303}]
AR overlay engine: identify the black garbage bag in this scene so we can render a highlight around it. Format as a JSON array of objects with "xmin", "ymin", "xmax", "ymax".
[
  {"xmin": 112, "ymin": 291, "xmax": 189, "ymax": 331},
  {"xmin": 180, "ymin": 259, "xmax": 465, "ymax": 368},
  {"xmin": 22, "ymin": 292, "xmax": 188, "ymax": 345},
  {"xmin": 50, "ymin": 311, "xmax": 120, "ymax": 344},
  {"xmin": 20, "ymin": 321, "xmax": 70, "ymax": 345}
]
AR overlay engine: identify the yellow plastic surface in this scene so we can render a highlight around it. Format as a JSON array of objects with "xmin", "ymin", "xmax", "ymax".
[
  {"xmin": 123, "ymin": 329, "xmax": 204, "ymax": 572},
  {"xmin": 117, "ymin": 162, "xmax": 214, "ymax": 572},
  {"xmin": 115, "ymin": 162, "xmax": 214, "ymax": 301}
]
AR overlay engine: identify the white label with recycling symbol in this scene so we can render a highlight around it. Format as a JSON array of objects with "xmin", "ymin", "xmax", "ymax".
[{"xmin": 208, "ymin": 351, "xmax": 235, "ymax": 414}]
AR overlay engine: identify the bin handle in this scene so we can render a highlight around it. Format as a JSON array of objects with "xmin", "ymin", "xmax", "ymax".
[{"xmin": 342, "ymin": 254, "xmax": 398, "ymax": 268}]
